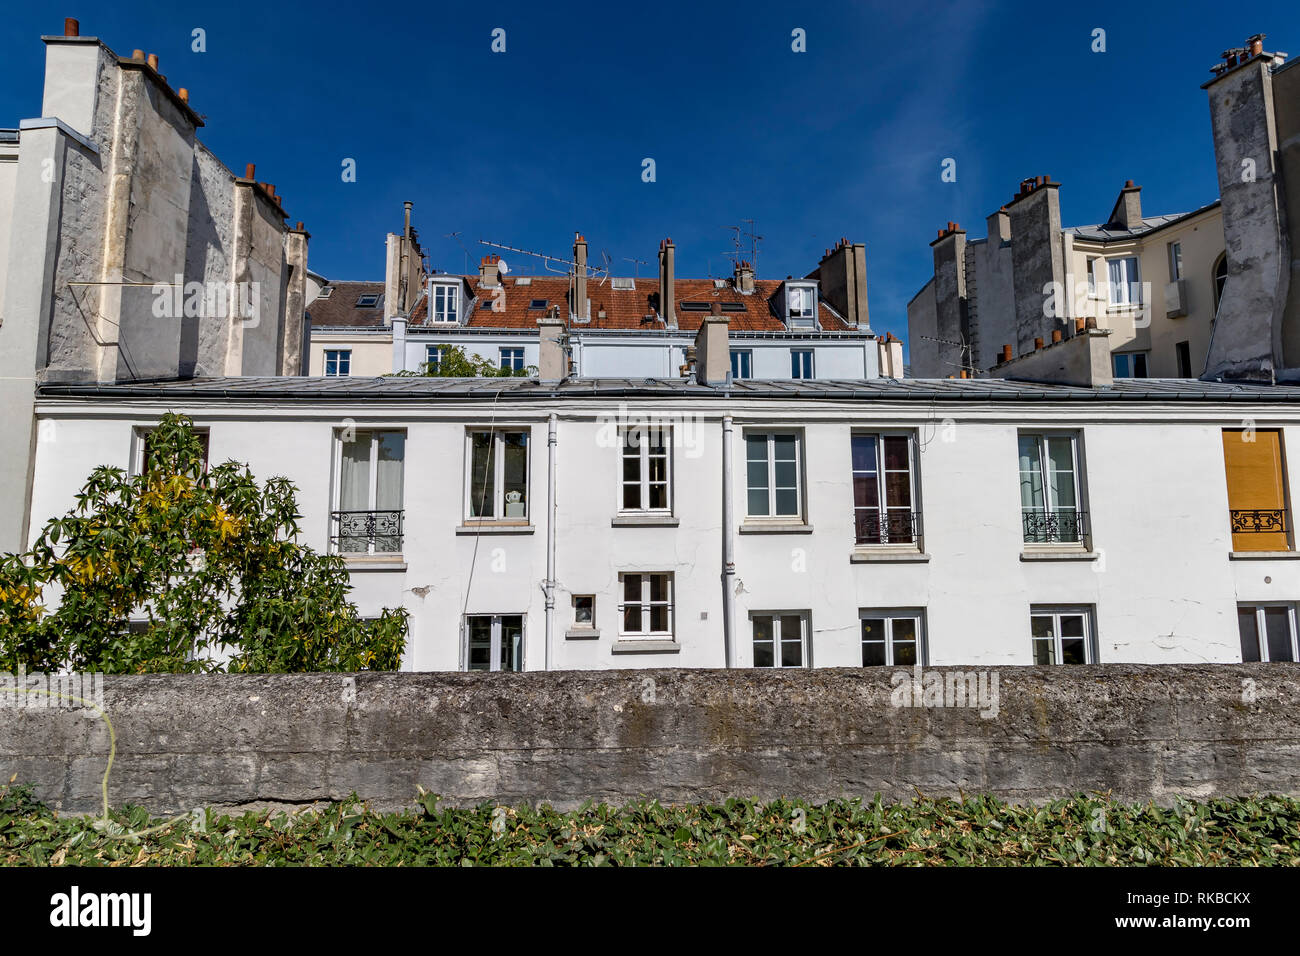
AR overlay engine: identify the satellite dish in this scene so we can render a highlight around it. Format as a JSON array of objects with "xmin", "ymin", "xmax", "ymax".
[{"xmin": 497, "ymin": 258, "xmax": 510, "ymax": 275}]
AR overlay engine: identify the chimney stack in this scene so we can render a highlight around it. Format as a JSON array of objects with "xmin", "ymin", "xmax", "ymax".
[
  {"xmin": 734, "ymin": 259, "xmax": 755, "ymax": 294},
  {"xmin": 573, "ymin": 233, "xmax": 588, "ymax": 322},
  {"xmin": 403, "ymin": 201, "xmax": 412, "ymax": 238},
  {"xmin": 1108, "ymin": 180, "xmax": 1143, "ymax": 229},
  {"xmin": 694, "ymin": 303, "xmax": 729, "ymax": 385},
  {"xmin": 479, "ymin": 254, "xmax": 502, "ymax": 288},
  {"xmin": 64, "ymin": 18, "xmax": 79, "ymax": 37},
  {"xmin": 815, "ymin": 238, "xmax": 869, "ymax": 328},
  {"xmin": 538, "ymin": 309, "xmax": 567, "ymax": 382},
  {"xmin": 658, "ymin": 238, "xmax": 677, "ymax": 328}
]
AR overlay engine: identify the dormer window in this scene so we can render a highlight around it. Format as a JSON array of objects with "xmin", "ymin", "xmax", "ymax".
[
  {"xmin": 317, "ymin": 286, "xmax": 334, "ymax": 299},
  {"xmin": 356, "ymin": 293, "xmax": 381, "ymax": 308},
  {"xmin": 430, "ymin": 282, "xmax": 460, "ymax": 323},
  {"xmin": 787, "ymin": 285, "xmax": 816, "ymax": 324}
]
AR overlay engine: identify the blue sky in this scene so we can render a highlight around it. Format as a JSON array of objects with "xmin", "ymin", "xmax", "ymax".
[{"xmin": 2, "ymin": 1, "xmax": 1298, "ymax": 353}]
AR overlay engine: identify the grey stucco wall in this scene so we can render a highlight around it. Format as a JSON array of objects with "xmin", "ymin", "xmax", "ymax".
[{"xmin": 2, "ymin": 665, "xmax": 1297, "ymax": 815}]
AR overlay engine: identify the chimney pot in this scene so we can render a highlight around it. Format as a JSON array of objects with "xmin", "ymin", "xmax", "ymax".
[
  {"xmin": 959, "ymin": 369, "xmax": 968, "ymax": 379},
  {"xmin": 146, "ymin": 53, "xmax": 158, "ymax": 71},
  {"xmin": 1034, "ymin": 337, "xmax": 1044, "ymax": 350},
  {"xmin": 244, "ymin": 163, "xmax": 255, "ymax": 179},
  {"xmin": 1075, "ymin": 318, "xmax": 1086, "ymax": 333},
  {"xmin": 132, "ymin": 49, "xmax": 144, "ymax": 60},
  {"xmin": 64, "ymin": 18, "xmax": 79, "ymax": 37},
  {"xmin": 296, "ymin": 221, "xmax": 304, "ymax": 231},
  {"xmin": 178, "ymin": 88, "xmax": 189, "ymax": 103},
  {"xmin": 1051, "ymin": 329, "xmax": 1062, "ymax": 343},
  {"xmin": 1002, "ymin": 344, "xmax": 1013, "ymax": 362},
  {"xmin": 1085, "ymin": 316, "xmax": 1098, "ymax": 330}
]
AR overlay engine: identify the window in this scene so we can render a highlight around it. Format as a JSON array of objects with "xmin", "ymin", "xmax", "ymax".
[
  {"xmin": 620, "ymin": 426, "xmax": 671, "ymax": 512},
  {"xmin": 1019, "ymin": 433, "xmax": 1085, "ymax": 544},
  {"xmin": 860, "ymin": 610, "xmax": 924, "ymax": 667},
  {"xmin": 356, "ymin": 293, "xmax": 380, "ymax": 308},
  {"xmin": 720, "ymin": 302, "xmax": 747, "ymax": 313},
  {"xmin": 514, "ymin": 277, "xmax": 532, "ymax": 286},
  {"xmin": 1213, "ymin": 254, "xmax": 1228, "ymax": 313},
  {"xmin": 1086, "ymin": 257, "xmax": 1098, "ymax": 296},
  {"xmin": 1167, "ymin": 241, "xmax": 1183, "ymax": 281},
  {"xmin": 611, "ymin": 278, "xmax": 635, "ymax": 291},
  {"xmin": 465, "ymin": 614, "xmax": 524, "ymax": 672},
  {"xmin": 324, "ymin": 349, "xmax": 351, "ymax": 376},
  {"xmin": 791, "ymin": 350, "xmax": 814, "ymax": 379},
  {"xmin": 1112, "ymin": 352, "xmax": 1148, "ymax": 378},
  {"xmin": 730, "ymin": 349, "xmax": 753, "ymax": 379},
  {"xmin": 430, "ymin": 284, "xmax": 459, "ymax": 323},
  {"xmin": 317, "ymin": 286, "xmax": 334, "ymax": 299},
  {"xmin": 1107, "ymin": 256, "xmax": 1142, "ymax": 306},
  {"xmin": 746, "ymin": 432, "xmax": 802, "ymax": 519},
  {"xmin": 1176, "ymin": 341, "xmax": 1192, "ymax": 378},
  {"xmin": 787, "ymin": 285, "xmax": 815, "ymax": 323},
  {"xmin": 1237, "ymin": 604, "xmax": 1299, "ymax": 662},
  {"xmin": 527, "ymin": 299, "xmax": 548, "ymax": 311},
  {"xmin": 681, "ymin": 302, "xmax": 712, "ymax": 312},
  {"xmin": 333, "ymin": 430, "xmax": 405, "ymax": 554},
  {"xmin": 1222, "ymin": 428, "xmax": 1290, "ymax": 552},
  {"xmin": 466, "ymin": 430, "xmax": 529, "ymax": 521},
  {"xmin": 751, "ymin": 613, "xmax": 809, "ymax": 668},
  {"xmin": 425, "ymin": 345, "xmax": 445, "ymax": 372},
  {"xmin": 619, "ymin": 573, "xmax": 673, "ymax": 638},
  {"xmin": 500, "ymin": 347, "xmax": 525, "ymax": 371},
  {"xmin": 851, "ymin": 433, "xmax": 918, "ymax": 546},
  {"xmin": 135, "ymin": 427, "xmax": 210, "ymax": 476},
  {"xmin": 573, "ymin": 595, "xmax": 595, "ymax": 629},
  {"xmin": 1030, "ymin": 607, "xmax": 1095, "ymax": 664}
]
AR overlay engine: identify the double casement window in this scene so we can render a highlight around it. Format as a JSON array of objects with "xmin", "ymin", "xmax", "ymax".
[
  {"xmin": 619, "ymin": 572, "xmax": 673, "ymax": 638},
  {"xmin": 851, "ymin": 432, "xmax": 918, "ymax": 546},
  {"xmin": 620, "ymin": 426, "xmax": 671, "ymax": 512},
  {"xmin": 466, "ymin": 429, "xmax": 530, "ymax": 521},
  {"xmin": 324, "ymin": 349, "xmax": 351, "ymax": 376},
  {"xmin": 425, "ymin": 345, "xmax": 445, "ymax": 372},
  {"xmin": 333, "ymin": 430, "xmax": 405, "ymax": 554},
  {"xmin": 1030, "ymin": 607, "xmax": 1095, "ymax": 664},
  {"xmin": 745, "ymin": 432, "xmax": 802, "ymax": 519},
  {"xmin": 1107, "ymin": 256, "xmax": 1142, "ymax": 306},
  {"xmin": 786, "ymin": 285, "xmax": 816, "ymax": 324},
  {"xmin": 134, "ymin": 426, "xmax": 210, "ymax": 476},
  {"xmin": 730, "ymin": 350, "xmax": 753, "ymax": 380},
  {"xmin": 1168, "ymin": 241, "xmax": 1184, "ymax": 281},
  {"xmin": 860, "ymin": 610, "xmax": 924, "ymax": 667},
  {"xmin": 430, "ymin": 283, "xmax": 459, "ymax": 323},
  {"xmin": 1237, "ymin": 604, "xmax": 1299, "ymax": 662},
  {"xmin": 1222, "ymin": 428, "xmax": 1291, "ymax": 552},
  {"xmin": 751, "ymin": 613, "xmax": 809, "ymax": 668},
  {"xmin": 1112, "ymin": 352, "xmax": 1148, "ymax": 378},
  {"xmin": 790, "ymin": 349, "xmax": 814, "ymax": 379},
  {"xmin": 1018, "ymin": 433, "xmax": 1086, "ymax": 544},
  {"xmin": 500, "ymin": 347, "xmax": 525, "ymax": 371},
  {"xmin": 465, "ymin": 614, "xmax": 524, "ymax": 671}
]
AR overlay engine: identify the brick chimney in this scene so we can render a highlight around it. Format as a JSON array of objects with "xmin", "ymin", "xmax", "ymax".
[
  {"xmin": 1108, "ymin": 180, "xmax": 1143, "ymax": 230},
  {"xmin": 814, "ymin": 238, "xmax": 869, "ymax": 328},
  {"xmin": 658, "ymin": 238, "xmax": 677, "ymax": 329},
  {"xmin": 479, "ymin": 254, "xmax": 502, "ymax": 288},
  {"xmin": 734, "ymin": 259, "xmax": 755, "ymax": 294},
  {"xmin": 572, "ymin": 233, "xmax": 589, "ymax": 322}
]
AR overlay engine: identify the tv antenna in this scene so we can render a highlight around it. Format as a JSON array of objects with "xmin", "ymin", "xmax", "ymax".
[
  {"xmin": 477, "ymin": 238, "xmax": 608, "ymax": 280},
  {"xmin": 443, "ymin": 232, "xmax": 470, "ymax": 274},
  {"xmin": 722, "ymin": 220, "xmax": 763, "ymax": 269},
  {"xmin": 623, "ymin": 256, "xmax": 650, "ymax": 278}
]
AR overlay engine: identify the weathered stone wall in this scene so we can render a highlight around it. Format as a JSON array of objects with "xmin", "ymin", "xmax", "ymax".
[{"xmin": 3, "ymin": 666, "xmax": 1297, "ymax": 815}]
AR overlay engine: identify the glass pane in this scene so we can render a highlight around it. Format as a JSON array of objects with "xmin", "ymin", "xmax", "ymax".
[
  {"xmin": 1061, "ymin": 638, "xmax": 1087, "ymax": 665},
  {"xmin": 862, "ymin": 641, "xmax": 885, "ymax": 667},
  {"xmin": 469, "ymin": 433, "xmax": 495, "ymax": 517},
  {"xmin": 781, "ymin": 637, "xmax": 803, "ymax": 667},
  {"xmin": 885, "ymin": 471, "xmax": 910, "ymax": 508},
  {"xmin": 752, "ymin": 616, "xmax": 773, "ymax": 643},
  {"xmin": 1033, "ymin": 639, "xmax": 1056, "ymax": 665},
  {"xmin": 1238, "ymin": 608, "xmax": 1262, "ymax": 662},
  {"xmin": 775, "ymin": 488, "xmax": 799, "ymax": 516},
  {"xmin": 753, "ymin": 641, "xmax": 774, "ymax": 668},
  {"xmin": 853, "ymin": 476, "xmax": 878, "ymax": 509},
  {"xmin": 649, "ymin": 605, "xmax": 668, "ymax": 633},
  {"xmin": 623, "ymin": 575, "xmax": 641, "ymax": 601},
  {"xmin": 623, "ymin": 483, "xmax": 641, "ymax": 509},
  {"xmin": 747, "ymin": 488, "xmax": 769, "ymax": 516},
  {"xmin": 1264, "ymin": 606, "xmax": 1294, "ymax": 662},
  {"xmin": 467, "ymin": 617, "xmax": 492, "ymax": 671},
  {"xmin": 780, "ymin": 615, "xmax": 803, "ymax": 644},
  {"xmin": 622, "ymin": 456, "xmax": 641, "ymax": 481},
  {"xmin": 501, "ymin": 617, "xmax": 523, "ymax": 672},
  {"xmin": 648, "ymin": 456, "xmax": 667, "ymax": 482},
  {"xmin": 648, "ymin": 484, "xmax": 668, "ymax": 510},
  {"xmin": 893, "ymin": 640, "xmax": 917, "ymax": 666},
  {"xmin": 503, "ymin": 432, "xmax": 528, "ymax": 515},
  {"xmin": 1031, "ymin": 615, "xmax": 1054, "ymax": 639},
  {"xmin": 746, "ymin": 436, "xmax": 768, "ymax": 462},
  {"xmin": 883, "ymin": 436, "xmax": 909, "ymax": 471},
  {"xmin": 851, "ymin": 435, "xmax": 877, "ymax": 474},
  {"xmin": 891, "ymin": 617, "xmax": 917, "ymax": 644},
  {"xmin": 339, "ymin": 433, "xmax": 372, "ymax": 512},
  {"xmin": 773, "ymin": 436, "xmax": 797, "ymax": 464},
  {"xmin": 574, "ymin": 597, "xmax": 593, "ymax": 625},
  {"xmin": 650, "ymin": 574, "xmax": 669, "ymax": 602},
  {"xmin": 375, "ymin": 432, "xmax": 405, "ymax": 511},
  {"xmin": 1018, "ymin": 436, "xmax": 1044, "ymax": 510},
  {"xmin": 1047, "ymin": 438, "xmax": 1076, "ymax": 510},
  {"xmin": 623, "ymin": 605, "xmax": 642, "ymax": 632},
  {"xmin": 1060, "ymin": 614, "xmax": 1085, "ymax": 639}
]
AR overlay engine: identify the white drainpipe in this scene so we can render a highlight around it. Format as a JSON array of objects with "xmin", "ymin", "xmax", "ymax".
[
  {"xmin": 722, "ymin": 414, "xmax": 736, "ymax": 667},
  {"xmin": 544, "ymin": 413, "xmax": 558, "ymax": 670}
]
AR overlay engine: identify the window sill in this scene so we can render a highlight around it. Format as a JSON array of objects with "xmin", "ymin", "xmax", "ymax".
[
  {"xmin": 340, "ymin": 555, "xmax": 407, "ymax": 571},
  {"xmin": 565, "ymin": 628, "xmax": 601, "ymax": 640},
  {"xmin": 739, "ymin": 522, "xmax": 813, "ymax": 534},
  {"xmin": 611, "ymin": 515, "xmax": 680, "ymax": 527},
  {"xmin": 1020, "ymin": 550, "xmax": 1099, "ymax": 562},
  {"xmin": 611, "ymin": 639, "xmax": 680, "ymax": 654},
  {"xmin": 455, "ymin": 523, "xmax": 535, "ymax": 535},
  {"xmin": 1229, "ymin": 551, "xmax": 1300, "ymax": 560},
  {"xmin": 850, "ymin": 550, "xmax": 930, "ymax": 564}
]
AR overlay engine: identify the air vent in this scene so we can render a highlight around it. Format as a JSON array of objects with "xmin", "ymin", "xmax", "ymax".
[{"xmin": 514, "ymin": 277, "xmax": 532, "ymax": 286}]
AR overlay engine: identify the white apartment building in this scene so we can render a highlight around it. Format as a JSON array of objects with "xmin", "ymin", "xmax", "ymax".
[{"xmin": 28, "ymin": 346, "xmax": 1300, "ymax": 673}]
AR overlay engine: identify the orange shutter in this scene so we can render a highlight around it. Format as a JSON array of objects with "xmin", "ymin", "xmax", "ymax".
[{"xmin": 1222, "ymin": 429, "xmax": 1289, "ymax": 551}]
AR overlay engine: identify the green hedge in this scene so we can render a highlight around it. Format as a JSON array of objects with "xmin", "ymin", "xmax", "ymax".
[{"xmin": 2, "ymin": 784, "xmax": 1297, "ymax": 866}]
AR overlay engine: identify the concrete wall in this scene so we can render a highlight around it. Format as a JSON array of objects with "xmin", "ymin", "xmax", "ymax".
[{"xmin": 3, "ymin": 665, "xmax": 1297, "ymax": 814}]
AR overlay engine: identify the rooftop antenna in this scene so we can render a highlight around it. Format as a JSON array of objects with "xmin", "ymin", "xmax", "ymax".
[
  {"xmin": 623, "ymin": 256, "xmax": 650, "ymax": 278},
  {"xmin": 443, "ymin": 231, "xmax": 470, "ymax": 274},
  {"xmin": 477, "ymin": 238, "xmax": 608, "ymax": 279},
  {"xmin": 740, "ymin": 218, "xmax": 763, "ymax": 269}
]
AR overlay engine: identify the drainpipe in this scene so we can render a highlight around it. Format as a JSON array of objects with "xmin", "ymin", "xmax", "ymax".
[
  {"xmin": 722, "ymin": 414, "xmax": 736, "ymax": 667},
  {"xmin": 544, "ymin": 413, "xmax": 558, "ymax": 670}
]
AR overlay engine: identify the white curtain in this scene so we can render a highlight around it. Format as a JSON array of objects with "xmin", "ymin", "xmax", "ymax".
[{"xmin": 339, "ymin": 436, "xmax": 371, "ymax": 511}]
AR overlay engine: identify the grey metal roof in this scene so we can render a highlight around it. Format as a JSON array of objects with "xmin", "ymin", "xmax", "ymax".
[
  {"xmin": 1065, "ymin": 201, "xmax": 1221, "ymax": 242},
  {"xmin": 36, "ymin": 376, "xmax": 1300, "ymax": 404}
]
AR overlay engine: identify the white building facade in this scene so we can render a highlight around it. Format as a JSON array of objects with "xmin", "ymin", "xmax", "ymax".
[{"xmin": 28, "ymin": 376, "xmax": 1300, "ymax": 672}]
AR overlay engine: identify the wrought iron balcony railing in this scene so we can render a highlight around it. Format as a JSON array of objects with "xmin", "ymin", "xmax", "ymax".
[
  {"xmin": 1022, "ymin": 509, "xmax": 1088, "ymax": 544},
  {"xmin": 1230, "ymin": 509, "xmax": 1287, "ymax": 534},
  {"xmin": 331, "ymin": 510, "xmax": 404, "ymax": 554},
  {"xmin": 855, "ymin": 510, "xmax": 922, "ymax": 546}
]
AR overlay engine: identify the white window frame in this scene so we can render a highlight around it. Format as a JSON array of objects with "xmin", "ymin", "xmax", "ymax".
[
  {"xmin": 1030, "ymin": 606, "xmax": 1096, "ymax": 665},
  {"xmin": 425, "ymin": 345, "xmax": 445, "ymax": 371},
  {"xmin": 859, "ymin": 609, "xmax": 926, "ymax": 667},
  {"xmin": 750, "ymin": 611, "xmax": 811, "ymax": 669},
  {"xmin": 791, "ymin": 349, "xmax": 814, "ymax": 379},
  {"xmin": 730, "ymin": 349, "xmax": 753, "ymax": 380},
  {"xmin": 619, "ymin": 425, "xmax": 673, "ymax": 514},
  {"xmin": 132, "ymin": 425, "xmax": 210, "ymax": 477},
  {"xmin": 851, "ymin": 430, "xmax": 919, "ymax": 548},
  {"xmin": 1167, "ymin": 241, "xmax": 1183, "ymax": 281},
  {"xmin": 786, "ymin": 283, "xmax": 817, "ymax": 323},
  {"xmin": 464, "ymin": 428, "xmax": 530, "ymax": 522},
  {"xmin": 330, "ymin": 428, "xmax": 406, "ymax": 555},
  {"xmin": 1086, "ymin": 257, "xmax": 1099, "ymax": 297},
  {"xmin": 324, "ymin": 349, "xmax": 351, "ymax": 376},
  {"xmin": 1237, "ymin": 603, "xmax": 1300, "ymax": 663},
  {"xmin": 744, "ymin": 430, "xmax": 804, "ymax": 520},
  {"xmin": 462, "ymin": 613, "xmax": 525, "ymax": 672},
  {"xmin": 500, "ymin": 347, "xmax": 525, "ymax": 371},
  {"xmin": 1019, "ymin": 431, "xmax": 1086, "ymax": 546},
  {"xmin": 1112, "ymin": 351, "xmax": 1149, "ymax": 379},
  {"xmin": 430, "ymin": 282, "xmax": 460, "ymax": 323},
  {"xmin": 618, "ymin": 572, "xmax": 674, "ymax": 639},
  {"xmin": 572, "ymin": 594, "xmax": 596, "ymax": 629},
  {"xmin": 1107, "ymin": 255, "xmax": 1142, "ymax": 307}
]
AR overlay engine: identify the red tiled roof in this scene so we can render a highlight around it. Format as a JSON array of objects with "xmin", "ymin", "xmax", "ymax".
[{"xmin": 406, "ymin": 275, "xmax": 854, "ymax": 332}]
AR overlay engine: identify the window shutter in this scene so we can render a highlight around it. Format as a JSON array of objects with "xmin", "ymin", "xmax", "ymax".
[{"xmin": 1223, "ymin": 429, "xmax": 1289, "ymax": 551}]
